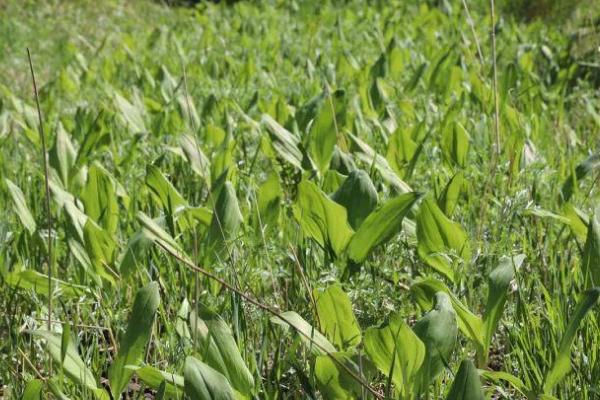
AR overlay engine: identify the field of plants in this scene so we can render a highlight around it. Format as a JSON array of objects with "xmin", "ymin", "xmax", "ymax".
[{"xmin": 2, "ymin": 0, "xmax": 600, "ymax": 398}]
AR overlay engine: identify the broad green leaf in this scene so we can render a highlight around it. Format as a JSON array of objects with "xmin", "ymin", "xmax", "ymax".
[
  {"xmin": 582, "ymin": 216, "xmax": 600, "ymax": 287},
  {"xmin": 206, "ymin": 181, "xmax": 243, "ymax": 258},
  {"xmin": 416, "ymin": 197, "xmax": 470, "ymax": 281},
  {"xmin": 31, "ymin": 330, "xmax": 97, "ymax": 390},
  {"xmin": 261, "ymin": 114, "xmax": 303, "ymax": 170},
  {"xmin": 314, "ymin": 284, "xmax": 361, "ymax": 349},
  {"xmin": 411, "ymin": 278, "xmax": 484, "ymax": 353},
  {"xmin": 437, "ymin": 172, "xmax": 464, "ymax": 216},
  {"xmin": 256, "ymin": 172, "xmax": 282, "ymax": 231},
  {"xmin": 5, "ymin": 178, "xmax": 36, "ymax": 234},
  {"xmin": 364, "ymin": 313, "xmax": 425, "ymax": 398},
  {"xmin": 315, "ymin": 352, "xmax": 362, "ymax": 399},
  {"xmin": 483, "ymin": 255, "xmax": 524, "ymax": 351},
  {"xmin": 109, "ymin": 281, "xmax": 161, "ymax": 397},
  {"xmin": 413, "ymin": 292, "xmax": 458, "ymax": 394},
  {"xmin": 184, "ymin": 356, "xmax": 235, "ymax": 400},
  {"xmin": 445, "ymin": 360, "xmax": 485, "ymax": 400},
  {"xmin": 271, "ymin": 311, "xmax": 336, "ymax": 355},
  {"xmin": 331, "ymin": 169, "xmax": 378, "ymax": 230},
  {"xmin": 347, "ymin": 192, "xmax": 419, "ymax": 263},
  {"xmin": 23, "ymin": 379, "xmax": 43, "ymax": 400},
  {"xmin": 308, "ymin": 89, "xmax": 345, "ymax": 173},
  {"xmin": 543, "ymin": 288, "xmax": 600, "ymax": 394},
  {"xmin": 561, "ymin": 153, "xmax": 600, "ymax": 203},
  {"xmin": 5, "ymin": 270, "xmax": 89, "ymax": 298},
  {"xmin": 81, "ymin": 164, "xmax": 119, "ymax": 235},
  {"xmin": 293, "ymin": 180, "xmax": 354, "ymax": 257},
  {"xmin": 190, "ymin": 310, "xmax": 255, "ymax": 397}
]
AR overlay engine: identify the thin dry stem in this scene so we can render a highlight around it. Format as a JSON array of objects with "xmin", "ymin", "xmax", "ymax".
[{"xmin": 27, "ymin": 47, "xmax": 54, "ymax": 374}]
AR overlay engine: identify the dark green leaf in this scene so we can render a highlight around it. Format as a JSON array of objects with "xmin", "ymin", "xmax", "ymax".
[
  {"xmin": 331, "ymin": 169, "xmax": 378, "ymax": 230},
  {"xmin": 445, "ymin": 360, "xmax": 485, "ymax": 400},
  {"xmin": 109, "ymin": 281, "xmax": 161, "ymax": 397}
]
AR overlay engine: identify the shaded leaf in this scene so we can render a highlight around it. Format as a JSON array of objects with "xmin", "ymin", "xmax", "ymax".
[
  {"xmin": 331, "ymin": 169, "xmax": 378, "ymax": 230},
  {"xmin": 206, "ymin": 181, "xmax": 243, "ymax": 258},
  {"xmin": 413, "ymin": 292, "xmax": 457, "ymax": 393},
  {"xmin": 437, "ymin": 172, "xmax": 464, "ymax": 216},
  {"xmin": 255, "ymin": 172, "xmax": 282, "ymax": 231},
  {"xmin": 81, "ymin": 164, "xmax": 119, "ymax": 235},
  {"xmin": 109, "ymin": 281, "xmax": 161, "ymax": 397},
  {"xmin": 445, "ymin": 360, "xmax": 485, "ymax": 400},
  {"xmin": 411, "ymin": 278, "xmax": 484, "ymax": 353}
]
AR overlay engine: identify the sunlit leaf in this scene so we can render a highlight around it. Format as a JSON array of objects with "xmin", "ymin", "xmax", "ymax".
[
  {"xmin": 293, "ymin": 179, "xmax": 354, "ymax": 257},
  {"xmin": 416, "ymin": 197, "xmax": 470, "ymax": 281},
  {"xmin": 314, "ymin": 284, "xmax": 361, "ymax": 349},
  {"xmin": 364, "ymin": 313, "xmax": 425, "ymax": 398},
  {"xmin": 347, "ymin": 192, "xmax": 419, "ymax": 263}
]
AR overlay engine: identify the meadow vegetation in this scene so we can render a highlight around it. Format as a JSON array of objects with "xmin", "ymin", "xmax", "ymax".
[{"xmin": 2, "ymin": 0, "xmax": 600, "ymax": 398}]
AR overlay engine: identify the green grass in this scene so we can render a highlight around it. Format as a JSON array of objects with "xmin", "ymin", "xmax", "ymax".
[{"xmin": 1, "ymin": 0, "xmax": 600, "ymax": 399}]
